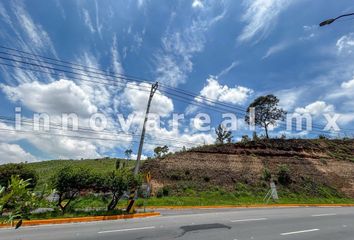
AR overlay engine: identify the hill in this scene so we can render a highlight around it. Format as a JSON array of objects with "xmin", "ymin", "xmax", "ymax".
[
  {"xmin": 142, "ymin": 139, "xmax": 354, "ymax": 199},
  {"xmin": 26, "ymin": 158, "xmax": 133, "ymax": 190}
]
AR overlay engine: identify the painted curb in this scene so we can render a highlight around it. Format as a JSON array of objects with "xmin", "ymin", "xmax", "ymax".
[
  {"xmin": 143, "ymin": 204, "xmax": 354, "ymax": 210},
  {"xmin": 0, "ymin": 212, "xmax": 160, "ymax": 229}
]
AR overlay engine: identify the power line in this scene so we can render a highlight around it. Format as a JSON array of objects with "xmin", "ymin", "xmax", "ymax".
[
  {"xmin": 0, "ymin": 48, "xmax": 352, "ymax": 134},
  {"xmin": 0, "ymin": 116, "xmax": 203, "ymax": 147}
]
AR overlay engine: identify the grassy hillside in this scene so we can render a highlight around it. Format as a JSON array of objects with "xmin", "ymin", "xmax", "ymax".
[{"xmin": 26, "ymin": 158, "xmax": 134, "ymax": 190}]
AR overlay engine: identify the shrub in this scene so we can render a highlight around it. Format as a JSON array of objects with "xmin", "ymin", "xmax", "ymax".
[
  {"xmin": 203, "ymin": 176, "xmax": 210, "ymax": 182},
  {"xmin": 241, "ymin": 135, "xmax": 250, "ymax": 143},
  {"xmin": 156, "ymin": 188, "xmax": 164, "ymax": 198},
  {"xmin": 0, "ymin": 176, "xmax": 47, "ymax": 228},
  {"xmin": 318, "ymin": 134, "xmax": 327, "ymax": 140},
  {"xmin": 277, "ymin": 165, "xmax": 291, "ymax": 185},
  {"xmin": 252, "ymin": 132, "xmax": 259, "ymax": 141},
  {"xmin": 0, "ymin": 164, "xmax": 37, "ymax": 189},
  {"xmin": 162, "ymin": 186, "xmax": 170, "ymax": 197},
  {"xmin": 262, "ymin": 168, "xmax": 272, "ymax": 182}
]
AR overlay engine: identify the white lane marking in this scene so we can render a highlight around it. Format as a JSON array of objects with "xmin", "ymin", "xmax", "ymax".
[
  {"xmin": 280, "ymin": 229, "xmax": 319, "ymax": 236},
  {"xmin": 98, "ymin": 226, "xmax": 155, "ymax": 234},
  {"xmin": 311, "ymin": 213, "xmax": 337, "ymax": 217},
  {"xmin": 230, "ymin": 218, "xmax": 267, "ymax": 223}
]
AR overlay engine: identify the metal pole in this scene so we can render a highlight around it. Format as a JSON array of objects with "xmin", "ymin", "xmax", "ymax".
[{"xmin": 133, "ymin": 82, "xmax": 158, "ymax": 175}]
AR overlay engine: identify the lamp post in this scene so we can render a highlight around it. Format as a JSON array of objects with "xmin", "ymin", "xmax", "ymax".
[{"xmin": 319, "ymin": 13, "xmax": 354, "ymax": 27}]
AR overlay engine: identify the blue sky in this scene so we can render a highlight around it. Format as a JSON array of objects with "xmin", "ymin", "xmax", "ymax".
[{"xmin": 0, "ymin": 0, "xmax": 353, "ymax": 163}]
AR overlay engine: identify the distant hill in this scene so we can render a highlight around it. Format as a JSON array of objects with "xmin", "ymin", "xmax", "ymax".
[{"xmin": 142, "ymin": 139, "xmax": 354, "ymax": 198}]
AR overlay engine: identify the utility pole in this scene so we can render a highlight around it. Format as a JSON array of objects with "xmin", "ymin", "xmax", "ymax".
[{"xmin": 133, "ymin": 82, "xmax": 159, "ymax": 175}]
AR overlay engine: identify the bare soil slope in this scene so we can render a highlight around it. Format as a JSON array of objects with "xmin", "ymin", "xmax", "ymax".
[{"xmin": 142, "ymin": 139, "xmax": 354, "ymax": 198}]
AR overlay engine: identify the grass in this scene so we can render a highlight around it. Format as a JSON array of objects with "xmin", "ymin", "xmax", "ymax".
[{"xmin": 135, "ymin": 196, "xmax": 354, "ymax": 207}]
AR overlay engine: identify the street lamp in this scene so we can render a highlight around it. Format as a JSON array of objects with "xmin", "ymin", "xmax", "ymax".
[{"xmin": 319, "ymin": 13, "xmax": 354, "ymax": 27}]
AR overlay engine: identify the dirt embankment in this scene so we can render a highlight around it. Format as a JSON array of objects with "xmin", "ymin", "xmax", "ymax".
[{"xmin": 142, "ymin": 139, "xmax": 354, "ymax": 198}]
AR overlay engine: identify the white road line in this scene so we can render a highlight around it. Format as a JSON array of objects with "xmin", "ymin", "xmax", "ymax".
[
  {"xmin": 311, "ymin": 213, "xmax": 337, "ymax": 217},
  {"xmin": 98, "ymin": 226, "xmax": 156, "ymax": 234},
  {"xmin": 230, "ymin": 218, "xmax": 268, "ymax": 223},
  {"xmin": 280, "ymin": 229, "xmax": 319, "ymax": 236}
]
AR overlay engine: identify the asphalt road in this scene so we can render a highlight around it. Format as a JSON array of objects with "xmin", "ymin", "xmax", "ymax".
[{"xmin": 1, "ymin": 207, "xmax": 354, "ymax": 240}]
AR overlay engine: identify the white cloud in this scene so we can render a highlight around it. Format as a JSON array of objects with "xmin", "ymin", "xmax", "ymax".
[
  {"xmin": 111, "ymin": 35, "xmax": 124, "ymax": 75},
  {"xmin": 262, "ymin": 42, "xmax": 289, "ymax": 59},
  {"xmin": 1, "ymin": 80, "xmax": 97, "ymax": 117},
  {"xmin": 121, "ymin": 82, "xmax": 174, "ymax": 117},
  {"xmin": 217, "ymin": 61, "xmax": 239, "ymax": 78},
  {"xmin": 82, "ymin": 8, "xmax": 95, "ymax": 33},
  {"xmin": 192, "ymin": 0, "xmax": 204, "ymax": 9},
  {"xmin": 238, "ymin": 0, "xmax": 293, "ymax": 42},
  {"xmin": 156, "ymin": 21, "xmax": 206, "ymax": 87},
  {"xmin": 336, "ymin": 33, "xmax": 354, "ymax": 54},
  {"xmin": 197, "ymin": 76, "xmax": 253, "ymax": 105},
  {"xmin": 327, "ymin": 78, "xmax": 354, "ymax": 99},
  {"xmin": 295, "ymin": 101, "xmax": 334, "ymax": 116},
  {"xmin": 155, "ymin": 4, "xmax": 227, "ymax": 87},
  {"xmin": 275, "ymin": 87, "xmax": 305, "ymax": 111},
  {"xmin": 0, "ymin": 143, "xmax": 37, "ymax": 164},
  {"xmin": 131, "ymin": 153, "xmax": 148, "ymax": 160},
  {"xmin": 27, "ymin": 135, "xmax": 101, "ymax": 160},
  {"xmin": 11, "ymin": 0, "xmax": 56, "ymax": 55},
  {"xmin": 137, "ymin": 0, "xmax": 147, "ymax": 9}
]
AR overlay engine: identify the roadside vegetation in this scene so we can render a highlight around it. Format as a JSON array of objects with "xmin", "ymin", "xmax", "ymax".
[{"xmin": 0, "ymin": 159, "xmax": 141, "ymax": 227}]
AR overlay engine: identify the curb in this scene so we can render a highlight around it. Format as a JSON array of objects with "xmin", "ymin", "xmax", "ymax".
[
  {"xmin": 143, "ymin": 204, "xmax": 354, "ymax": 210},
  {"xmin": 0, "ymin": 212, "xmax": 160, "ymax": 229}
]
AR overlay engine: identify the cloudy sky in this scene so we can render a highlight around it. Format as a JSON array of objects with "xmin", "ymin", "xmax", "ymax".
[{"xmin": 0, "ymin": 0, "xmax": 353, "ymax": 164}]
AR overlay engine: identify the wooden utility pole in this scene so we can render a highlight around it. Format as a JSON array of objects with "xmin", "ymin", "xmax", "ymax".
[{"xmin": 133, "ymin": 82, "xmax": 158, "ymax": 175}]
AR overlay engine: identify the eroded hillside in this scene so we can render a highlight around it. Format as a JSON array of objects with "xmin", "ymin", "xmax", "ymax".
[{"xmin": 142, "ymin": 139, "xmax": 354, "ymax": 198}]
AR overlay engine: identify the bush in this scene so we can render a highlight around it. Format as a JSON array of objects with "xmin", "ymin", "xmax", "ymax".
[
  {"xmin": 156, "ymin": 188, "xmax": 164, "ymax": 198},
  {"xmin": 277, "ymin": 165, "xmax": 291, "ymax": 185},
  {"xmin": 0, "ymin": 176, "xmax": 47, "ymax": 228},
  {"xmin": 262, "ymin": 168, "xmax": 272, "ymax": 182},
  {"xmin": 51, "ymin": 166, "xmax": 93, "ymax": 213},
  {"xmin": 156, "ymin": 186, "xmax": 170, "ymax": 198},
  {"xmin": 252, "ymin": 132, "xmax": 259, "ymax": 141},
  {"xmin": 241, "ymin": 135, "xmax": 251, "ymax": 143},
  {"xmin": 0, "ymin": 164, "xmax": 37, "ymax": 189},
  {"xmin": 318, "ymin": 134, "xmax": 327, "ymax": 140},
  {"xmin": 203, "ymin": 176, "xmax": 210, "ymax": 182}
]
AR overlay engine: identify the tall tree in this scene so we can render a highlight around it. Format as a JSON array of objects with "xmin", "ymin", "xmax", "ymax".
[
  {"xmin": 124, "ymin": 149, "xmax": 133, "ymax": 160},
  {"xmin": 154, "ymin": 145, "xmax": 169, "ymax": 158},
  {"xmin": 215, "ymin": 124, "xmax": 233, "ymax": 144},
  {"xmin": 245, "ymin": 95, "xmax": 286, "ymax": 139}
]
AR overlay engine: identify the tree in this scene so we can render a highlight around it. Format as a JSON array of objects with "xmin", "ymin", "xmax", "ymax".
[
  {"xmin": 51, "ymin": 166, "xmax": 93, "ymax": 213},
  {"xmin": 245, "ymin": 95, "xmax": 286, "ymax": 139},
  {"xmin": 97, "ymin": 169, "xmax": 141, "ymax": 211},
  {"xmin": 215, "ymin": 124, "xmax": 233, "ymax": 144},
  {"xmin": 0, "ymin": 163, "xmax": 37, "ymax": 189},
  {"xmin": 154, "ymin": 145, "xmax": 169, "ymax": 158},
  {"xmin": 124, "ymin": 149, "xmax": 133, "ymax": 160}
]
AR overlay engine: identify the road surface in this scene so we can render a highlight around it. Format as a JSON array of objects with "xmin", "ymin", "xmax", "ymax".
[{"xmin": 1, "ymin": 207, "xmax": 353, "ymax": 240}]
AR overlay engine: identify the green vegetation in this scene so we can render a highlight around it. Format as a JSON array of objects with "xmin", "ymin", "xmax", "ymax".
[
  {"xmin": 0, "ymin": 176, "xmax": 48, "ymax": 228},
  {"xmin": 26, "ymin": 158, "xmax": 135, "ymax": 190},
  {"xmin": 215, "ymin": 124, "xmax": 233, "ymax": 144},
  {"xmin": 52, "ymin": 165, "xmax": 141, "ymax": 212},
  {"xmin": 245, "ymin": 94, "xmax": 286, "ymax": 139},
  {"xmin": 0, "ymin": 163, "xmax": 37, "ymax": 188}
]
